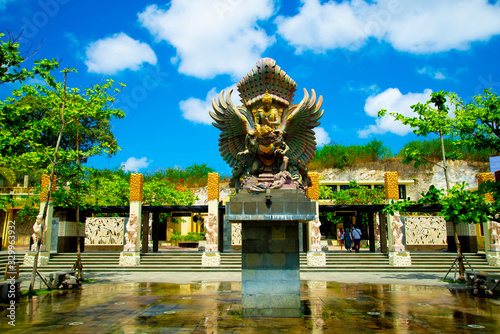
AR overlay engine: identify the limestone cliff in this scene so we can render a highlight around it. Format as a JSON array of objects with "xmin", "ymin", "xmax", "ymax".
[{"xmin": 193, "ymin": 160, "xmax": 489, "ymax": 204}]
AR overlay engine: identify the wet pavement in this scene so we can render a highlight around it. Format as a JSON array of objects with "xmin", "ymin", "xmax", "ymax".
[{"xmin": 1, "ymin": 280, "xmax": 500, "ymax": 333}]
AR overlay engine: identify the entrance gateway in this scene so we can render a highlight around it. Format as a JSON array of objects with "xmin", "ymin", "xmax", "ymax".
[{"xmin": 210, "ymin": 58, "xmax": 324, "ymax": 317}]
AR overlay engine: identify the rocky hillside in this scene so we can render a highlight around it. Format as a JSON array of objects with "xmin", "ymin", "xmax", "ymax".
[{"xmin": 192, "ymin": 160, "xmax": 490, "ymax": 204}]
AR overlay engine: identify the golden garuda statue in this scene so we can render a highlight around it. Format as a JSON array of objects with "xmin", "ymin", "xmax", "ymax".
[{"xmin": 210, "ymin": 58, "xmax": 324, "ymax": 192}]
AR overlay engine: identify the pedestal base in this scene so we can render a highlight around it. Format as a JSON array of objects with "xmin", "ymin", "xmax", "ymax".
[
  {"xmin": 119, "ymin": 251, "xmax": 141, "ymax": 266},
  {"xmin": 23, "ymin": 252, "xmax": 49, "ymax": 267},
  {"xmin": 486, "ymin": 251, "xmax": 500, "ymax": 267},
  {"xmin": 242, "ymin": 221, "xmax": 301, "ymax": 318},
  {"xmin": 389, "ymin": 251, "xmax": 412, "ymax": 266},
  {"xmin": 307, "ymin": 252, "xmax": 326, "ymax": 266},
  {"xmin": 202, "ymin": 252, "xmax": 221, "ymax": 266},
  {"xmin": 491, "ymin": 244, "xmax": 500, "ymax": 252}
]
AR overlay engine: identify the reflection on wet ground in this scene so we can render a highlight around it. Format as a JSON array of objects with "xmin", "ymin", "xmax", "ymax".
[{"xmin": 1, "ymin": 281, "xmax": 499, "ymax": 333}]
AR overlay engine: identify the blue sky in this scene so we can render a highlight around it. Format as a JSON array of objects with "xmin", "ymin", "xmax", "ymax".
[{"xmin": 2, "ymin": 0, "xmax": 500, "ymax": 176}]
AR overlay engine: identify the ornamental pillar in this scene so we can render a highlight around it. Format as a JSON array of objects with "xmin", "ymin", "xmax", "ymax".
[
  {"xmin": 385, "ymin": 172, "xmax": 411, "ymax": 266},
  {"xmin": 119, "ymin": 173, "xmax": 143, "ymax": 266},
  {"xmin": 202, "ymin": 172, "xmax": 221, "ymax": 266},
  {"xmin": 23, "ymin": 174, "xmax": 56, "ymax": 267},
  {"xmin": 478, "ymin": 173, "xmax": 494, "ymax": 253},
  {"xmin": 478, "ymin": 172, "xmax": 500, "ymax": 266},
  {"xmin": 306, "ymin": 172, "xmax": 325, "ymax": 266},
  {"xmin": 306, "ymin": 172, "xmax": 320, "ymax": 252}
]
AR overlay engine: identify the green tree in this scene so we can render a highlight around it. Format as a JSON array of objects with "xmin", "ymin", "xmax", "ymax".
[
  {"xmin": 310, "ymin": 139, "xmax": 392, "ymax": 170},
  {"xmin": 320, "ymin": 181, "xmax": 385, "ymax": 205},
  {"xmin": 1, "ymin": 64, "xmax": 125, "ymax": 289},
  {"xmin": 378, "ymin": 91, "xmax": 455, "ymax": 189},
  {"xmin": 452, "ymin": 88, "xmax": 500, "ymax": 152},
  {"xmin": 384, "ymin": 183, "xmax": 490, "ymax": 281},
  {"xmin": 87, "ymin": 168, "xmax": 130, "ymax": 206},
  {"xmin": 0, "ymin": 32, "xmax": 58, "ymax": 85},
  {"xmin": 441, "ymin": 183, "xmax": 490, "ymax": 280},
  {"xmin": 143, "ymin": 178, "xmax": 197, "ymax": 206}
]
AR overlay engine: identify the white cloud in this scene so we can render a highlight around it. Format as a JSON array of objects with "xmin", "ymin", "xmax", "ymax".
[
  {"xmin": 386, "ymin": 0, "xmax": 500, "ymax": 53},
  {"xmin": 121, "ymin": 157, "xmax": 152, "ymax": 172},
  {"xmin": 276, "ymin": 0, "xmax": 500, "ymax": 54},
  {"xmin": 138, "ymin": 0, "xmax": 275, "ymax": 79},
  {"xmin": 417, "ymin": 66, "xmax": 446, "ymax": 80},
  {"xmin": 358, "ymin": 88, "xmax": 433, "ymax": 137},
  {"xmin": 180, "ymin": 84, "xmax": 238, "ymax": 124},
  {"xmin": 85, "ymin": 33, "xmax": 157, "ymax": 74},
  {"xmin": 275, "ymin": 0, "xmax": 372, "ymax": 52},
  {"xmin": 314, "ymin": 127, "xmax": 331, "ymax": 146}
]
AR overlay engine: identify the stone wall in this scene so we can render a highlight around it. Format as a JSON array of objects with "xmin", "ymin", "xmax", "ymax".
[
  {"xmin": 191, "ymin": 160, "xmax": 488, "ymax": 203},
  {"xmin": 318, "ymin": 160, "xmax": 488, "ymax": 201}
]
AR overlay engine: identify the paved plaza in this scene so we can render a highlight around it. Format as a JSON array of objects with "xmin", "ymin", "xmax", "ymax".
[{"xmin": 1, "ymin": 269, "xmax": 498, "ymax": 333}]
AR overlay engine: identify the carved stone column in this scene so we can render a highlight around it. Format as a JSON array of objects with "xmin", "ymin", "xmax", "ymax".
[
  {"xmin": 305, "ymin": 172, "xmax": 325, "ymax": 266},
  {"xmin": 120, "ymin": 173, "xmax": 143, "ymax": 266},
  {"xmin": 478, "ymin": 172, "xmax": 500, "ymax": 266},
  {"xmin": 385, "ymin": 172, "xmax": 411, "ymax": 266},
  {"xmin": 202, "ymin": 172, "xmax": 221, "ymax": 266},
  {"xmin": 24, "ymin": 174, "xmax": 55, "ymax": 267}
]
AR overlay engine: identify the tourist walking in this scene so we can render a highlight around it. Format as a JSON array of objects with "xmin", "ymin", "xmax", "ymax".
[
  {"xmin": 337, "ymin": 228, "xmax": 345, "ymax": 250},
  {"xmin": 351, "ymin": 224, "xmax": 362, "ymax": 253},
  {"xmin": 344, "ymin": 226, "xmax": 352, "ymax": 252}
]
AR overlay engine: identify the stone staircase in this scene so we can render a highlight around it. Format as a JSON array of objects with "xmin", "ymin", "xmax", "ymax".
[{"xmin": 3, "ymin": 251, "xmax": 498, "ymax": 274}]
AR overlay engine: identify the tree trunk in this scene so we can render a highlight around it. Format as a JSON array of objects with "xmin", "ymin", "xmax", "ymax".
[
  {"xmin": 29, "ymin": 119, "xmax": 64, "ymax": 292},
  {"xmin": 75, "ymin": 204, "xmax": 83, "ymax": 280},
  {"xmin": 440, "ymin": 129, "xmax": 451, "ymax": 191},
  {"xmin": 453, "ymin": 223, "xmax": 465, "ymax": 281},
  {"xmin": 29, "ymin": 71, "xmax": 68, "ymax": 293},
  {"xmin": 75, "ymin": 124, "xmax": 83, "ymax": 280}
]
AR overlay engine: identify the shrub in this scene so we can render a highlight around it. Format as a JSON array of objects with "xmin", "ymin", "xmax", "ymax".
[{"xmin": 310, "ymin": 139, "xmax": 392, "ymax": 170}]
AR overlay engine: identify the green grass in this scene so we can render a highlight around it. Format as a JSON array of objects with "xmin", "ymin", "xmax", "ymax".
[{"xmin": 21, "ymin": 289, "xmax": 58, "ymax": 296}]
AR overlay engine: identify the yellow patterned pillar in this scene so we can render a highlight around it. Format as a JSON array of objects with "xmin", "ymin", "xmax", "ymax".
[
  {"xmin": 40, "ymin": 174, "xmax": 56, "ymax": 255},
  {"xmin": 25, "ymin": 174, "xmax": 56, "ymax": 266},
  {"xmin": 121, "ymin": 173, "xmax": 143, "ymax": 265},
  {"xmin": 306, "ymin": 172, "xmax": 320, "ymax": 254},
  {"xmin": 307, "ymin": 172, "xmax": 319, "ymax": 201},
  {"xmin": 478, "ymin": 172, "xmax": 495, "ymax": 253},
  {"xmin": 40, "ymin": 174, "xmax": 56, "ymax": 202},
  {"xmin": 384, "ymin": 172, "xmax": 399, "ymax": 200},
  {"xmin": 384, "ymin": 172, "xmax": 410, "ymax": 264},
  {"xmin": 478, "ymin": 172, "xmax": 495, "ymax": 202},
  {"xmin": 207, "ymin": 173, "xmax": 220, "ymax": 202},
  {"xmin": 203, "ymin": 173, "xmax": 221, "ymax": 265},
  {"xmin": 129, "ymin": 173, "xmax": 144, "ymax": 202}
]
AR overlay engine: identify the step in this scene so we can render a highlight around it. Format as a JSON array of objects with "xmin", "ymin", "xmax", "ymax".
[{"xmin": 6, "ymin": 251, "xmax": 500, "ymax": 274}]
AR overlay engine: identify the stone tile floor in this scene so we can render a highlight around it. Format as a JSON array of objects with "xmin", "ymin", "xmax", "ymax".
[{"xmin": 1, "ymin": 280, "xmax": 499, "ymax": 333}]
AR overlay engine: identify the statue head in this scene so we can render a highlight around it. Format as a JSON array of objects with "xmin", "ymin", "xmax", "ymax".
[{"xmin": 262, "ymin": 90, "xmax": 273, "ymax": 106}]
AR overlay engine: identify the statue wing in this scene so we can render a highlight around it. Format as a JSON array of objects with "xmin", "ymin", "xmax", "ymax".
[
  {"xmin": 209, "ymin": 89, "xmax": 254, "ymax": 168},
  {"xmin": 280, "ymin": 88, "xmax": 324, "ymax": 164}
]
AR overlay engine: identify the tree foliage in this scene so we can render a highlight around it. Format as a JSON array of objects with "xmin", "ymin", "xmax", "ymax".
[
  {"xmin": 400, "ymin": 138, "xmax": 496, "ymax": 163},
  {"xmin": 320, "ymin": 181, "xmax": 385, "ymax": 205},
  {"xmin": 379, "ymin": 91, "xmax": 455, "ymax": 171},
  {"xmin": 452, "ymin": 88, "xmax": 500, "ymax": 152},
  {"xmin": 310, "ymin": 139, "xmax": 392, "ymax": 170},
  {"xmin": 0, "ymin": 32, "xmax": 58, "ymax": 85},
  {"xmin": 0, "ymin": 69, "xmax": 125, "ymax": 175}
]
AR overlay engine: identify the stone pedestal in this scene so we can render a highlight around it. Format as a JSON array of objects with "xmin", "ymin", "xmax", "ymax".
[
  {"xmin": 307, "ymin": 252, "xmax": 326, "ymax": 266},
  {"xmin": 119, "ymin": 251, "xmax": 140, "ymax": 266},
  {"xmin": 202, "ymin": 252, "xmax": 221, "ymax": 266},
  {"xmin": 486, "ymin": 251, "xmax": 500, "ymax": 267},
  {"xmin": 389, "ymin": 251, "xmax": 412, "ymax": 266},
  {"xmin": 23, "ymin": 251, "xmax": 49, "ymax": 267},
  {"xmin": 226, "ymin": 189, "xmax": 316, "ymax": 318},
  {"xmin": 241, "ymin": 221, "xmax": 300, "ymax": 318}
]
